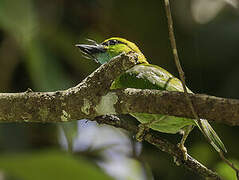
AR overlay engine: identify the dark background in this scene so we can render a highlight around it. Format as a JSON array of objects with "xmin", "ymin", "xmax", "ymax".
[{"xmin": 0, "ymin": 0, "xmax": 239, "ymax": 179}]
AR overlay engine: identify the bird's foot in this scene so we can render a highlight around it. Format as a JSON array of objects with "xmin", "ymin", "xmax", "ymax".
[
  {"xmin": 177, "ymin": 143, "xmax": 188, "ymax": 161},
  {"xmin": 136, "ymin": 123, "xmax": 150, "ymax": 142}
]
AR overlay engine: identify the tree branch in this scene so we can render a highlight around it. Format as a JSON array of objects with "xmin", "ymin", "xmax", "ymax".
[
  {"xmin": 1, "ymin": 80, "xmax": 239, "ymax": 125},
  {"xmin": 95, "ymin": 115, "xmax": 221, "ymax": 180},
  {"xmin": 112, "ymin": 88, "xmax": 239, "ymax": 126},
  {"xmin": 0, "ymin": 53, "xmax": 137, "ymax": 123}
]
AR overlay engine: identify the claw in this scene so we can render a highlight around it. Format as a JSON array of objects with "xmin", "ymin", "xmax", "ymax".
[
  {"xmin": 136, "ymin": 123, "xmax": 150, "ymax": 142},
  {"xmin": 177, "ymin": 125, "xmax": 193, "ymax": 161},
  {"xmin": 177, "ymin": 143, "xmax": 188, "ymax": 161}
]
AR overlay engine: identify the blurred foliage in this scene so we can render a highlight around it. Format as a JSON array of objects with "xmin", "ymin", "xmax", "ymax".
[
  {"xmin": 0, "ymin": 0, "xmax": 239, "ymax": 179},
  {"xmin": 0, "ymin": 150, "xmax": 113, "ymax": 180},
  {"xmin": 215, "ymin": 159, "xmax": 239, "ymax": 180}
]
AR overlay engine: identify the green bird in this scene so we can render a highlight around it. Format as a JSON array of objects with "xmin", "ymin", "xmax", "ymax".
[{"xmin": 76, "ymin": 37, "xmax": 227, "ymax": 159}]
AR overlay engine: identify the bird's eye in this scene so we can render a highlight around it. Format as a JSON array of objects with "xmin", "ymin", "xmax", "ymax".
[
  {"xmin": 108, "ymin": 40, "xmax": 118, "ymax": 46},
  {"xmin": 102, "ymin": 39, "xmax": 124, "ymax": 46},
  {"xmin": 102, "ymin": 42, "xmax": 107, "ymax": 46}
]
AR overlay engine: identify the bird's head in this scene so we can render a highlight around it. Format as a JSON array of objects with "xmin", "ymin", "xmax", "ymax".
[{"xmin": 76, "ymin": 37, "xmax": 148, "ymax": 64}]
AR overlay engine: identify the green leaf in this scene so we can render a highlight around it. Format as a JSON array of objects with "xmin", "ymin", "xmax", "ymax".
[
  {"xmin": 0, "ymin": 150, "xmax": 113, "ymax": 180},
  {"xmin": 215, "ymin": 159, "xmax": 239, "ymax": 180}
]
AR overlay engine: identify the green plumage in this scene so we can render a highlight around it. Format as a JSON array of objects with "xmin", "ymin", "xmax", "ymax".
[
  {"xmin": 111, "ymin": 63, "xmax": 226, "ymax": 152},
  {"xmin": 111, "ymin": 64, "xmax": 195, "ymax": 134},
  {"xmin": 76, "ymin": 37, "xmax": 227, "ymax": 153}
]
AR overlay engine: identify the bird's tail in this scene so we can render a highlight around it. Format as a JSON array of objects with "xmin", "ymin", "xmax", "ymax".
[{"xmin": 196, "ymin": 119, "xmax": 227, "ymax": 153}]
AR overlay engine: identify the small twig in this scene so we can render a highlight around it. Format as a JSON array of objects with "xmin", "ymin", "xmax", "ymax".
[
  {"xmin": 163, "ymin": 0, "xmax": 239, "ymax": 178},
  {"xmin": 163, "ymin": 0, "xmax": 197, "ymax": 119}
]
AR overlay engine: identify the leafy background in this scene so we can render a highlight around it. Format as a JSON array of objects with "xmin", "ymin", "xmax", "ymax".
[{"xmin": 0, "ymin": 0, "xmax": 239, "ymax": 179}]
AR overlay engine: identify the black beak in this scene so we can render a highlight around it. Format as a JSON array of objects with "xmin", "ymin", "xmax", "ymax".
[{"xmin": 75, "ymin": 44, "xmax": 106, "ymax": 55}]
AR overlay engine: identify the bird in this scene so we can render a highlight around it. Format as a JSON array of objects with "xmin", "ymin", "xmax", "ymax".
[{"xmin": 76, "ymin": 37, "xmax": 227, "ymax": 160}]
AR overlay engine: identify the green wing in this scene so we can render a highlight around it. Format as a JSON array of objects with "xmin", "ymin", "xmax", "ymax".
[
  {"xmin": 111, "ymin": 64, "xmax": 187, "ymax": 92},
  {"xmin": 111, "ymin": 64, "xmax": 226, "ymax": 152}
]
